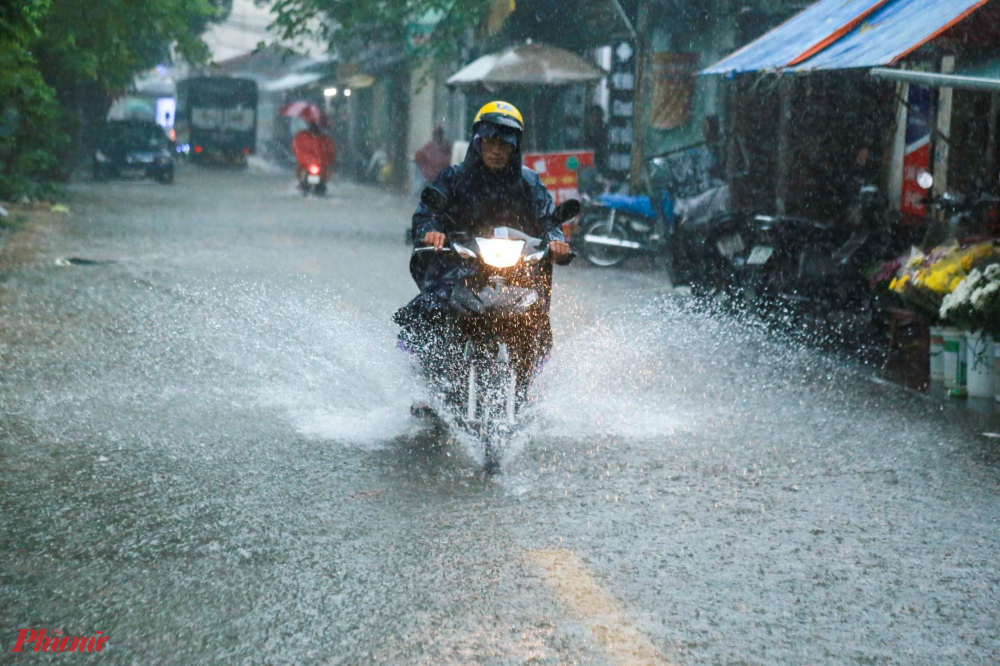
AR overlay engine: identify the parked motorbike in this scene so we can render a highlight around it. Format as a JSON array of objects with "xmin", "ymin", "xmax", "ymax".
[
  {"xmin": 708, "ymin": 185, "xmax": 905, "ymax": 340},
  {"xmin": 575, "ymin": 145, "xmax": 738, "ymax": 283},
  {"xmin": 921, "ymin": 185, "xmax": 1000, "ymax": 247},
  {"xmin": 398, "ymin": 187, "xmax": 579, "ymax": 473}
]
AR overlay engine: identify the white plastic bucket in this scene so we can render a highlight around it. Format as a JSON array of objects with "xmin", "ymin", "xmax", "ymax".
[
  {"xmin": 929, "ymin": 325, "xmax": 945, "ymax": 382},
  {"xmin": 941, "ymin": 328, "xmax": 967, "ymax": 388},
  {"xmin": 965, "ymin": 331, "xmax": 995, "ymax": 399}
]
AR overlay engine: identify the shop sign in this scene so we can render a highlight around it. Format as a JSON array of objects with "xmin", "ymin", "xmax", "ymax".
[{"xmin": 523, "ymin": 150, "xmax": 595, "ymax": 204}]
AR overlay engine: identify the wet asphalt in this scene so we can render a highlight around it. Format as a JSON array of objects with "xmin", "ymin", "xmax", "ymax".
[{"xmin": 0, "ymin": 161, "xmax": 998, "ymax": 665}]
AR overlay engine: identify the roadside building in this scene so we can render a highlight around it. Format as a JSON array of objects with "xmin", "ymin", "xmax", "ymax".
[{"xmin": 701, "ymin": 0, "xmax": 1000, "ymax": 232}]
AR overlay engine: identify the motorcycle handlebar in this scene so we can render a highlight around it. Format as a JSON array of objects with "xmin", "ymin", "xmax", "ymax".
[{"xmin": 412, "ymin": 242, "xmax": 574, "ymax": 265}]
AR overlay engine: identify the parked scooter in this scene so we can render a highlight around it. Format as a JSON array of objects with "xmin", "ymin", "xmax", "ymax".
[
  {"xmin": 708, "ymin": 184, "xmax": 906, "ymax": 339},
  {"xmin": 576, "ymin": 143, "xmax": 740, "ymax": 283},
  {"xmin": 920, "ymin": 178, "xmax": 1000, "ymax": 246}
]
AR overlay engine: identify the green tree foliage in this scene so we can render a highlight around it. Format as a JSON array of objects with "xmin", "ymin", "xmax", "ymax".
[
  {"xmin": 0, "ymin": 1, "xmax": 64, "ymax": 198},
  {"xmin": 265, "ymin": 0, "xmax": 493, "ymax": 67},
  {"xmin": 0, "ymin": 0, "xmax": 230, "ymax": 199},
  {"xmin": 35, "ymin": 0, "xmax": 226, "ymax": 93}
]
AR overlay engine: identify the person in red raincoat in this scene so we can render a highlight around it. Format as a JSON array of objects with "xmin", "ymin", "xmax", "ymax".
[{"xmin": 293, "ymin": 123, "xmax": 336, "ymax": 193}]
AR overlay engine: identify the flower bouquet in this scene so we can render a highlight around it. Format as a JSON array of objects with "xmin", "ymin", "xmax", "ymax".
[
  {"xmin": 887, "ymin": 241, "xmax": 998, "ymax": 319},
  {"xmin": 940, "ymin": 263, "xmax": 1000, "ymax": 339}
]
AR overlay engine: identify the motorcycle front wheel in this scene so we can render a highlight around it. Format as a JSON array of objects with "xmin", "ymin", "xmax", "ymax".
[
  {"xmin": 471, "ymin": 358, "xmax": 516, "ymax": 475},
  {"xmin": 580, "ymin": 212, "xmax": 632, "ymax": 268}
]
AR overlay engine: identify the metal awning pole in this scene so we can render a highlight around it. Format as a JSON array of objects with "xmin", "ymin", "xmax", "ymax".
[
  {"xmin": 932, "ymin": 56, "xmax": 956, "ymax": 213},
  {"xmin": 775, "ymin": 76, "xmax": 793, "ymax": 215},
  {"xmin": 871, "ymin": 67, "xmax": 1000, "ymax": 93},
  {"xmin": 987, "ymin": 92, "xmax": 999, "ymax": 177}
]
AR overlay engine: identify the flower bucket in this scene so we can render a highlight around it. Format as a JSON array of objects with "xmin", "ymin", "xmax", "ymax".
[
  {"xmin": 929, "ymin": 325, "xmax": 945, "ymax": 382},
  {"xmin": 941, "ymin": 327, "xmax": 967, "ymax": 388},
  {"xmin": 965, "ymin": 331, "xmax": 995, "ymax": 398}
]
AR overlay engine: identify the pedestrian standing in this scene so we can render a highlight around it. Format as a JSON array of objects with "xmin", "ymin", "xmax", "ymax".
[{"xmin": 413, "ymin": 127, "xmax": 453, "ymax": 195}]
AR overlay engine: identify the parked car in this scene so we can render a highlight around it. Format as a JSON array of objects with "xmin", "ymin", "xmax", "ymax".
[{"xmin": 93, "ymin": 120, "xmax": 174, "ymax": 184}]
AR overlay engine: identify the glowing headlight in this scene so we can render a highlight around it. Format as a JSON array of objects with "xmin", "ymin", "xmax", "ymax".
[
  {"xmin": 95, "ymin": 149, "xmax": 108, "ymax": 163},
  {"xmin": 475, "ymin": 238, "xmax": 525, "ymax": 268}
]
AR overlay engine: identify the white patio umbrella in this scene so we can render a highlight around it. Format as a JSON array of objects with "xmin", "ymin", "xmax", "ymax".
[{"xmin": 447, "ymin": 42, "xmax": 605, "ymax": 88}]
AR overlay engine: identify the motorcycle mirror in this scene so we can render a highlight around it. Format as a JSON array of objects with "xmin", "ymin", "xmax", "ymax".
[
  {"xmin": 553, "ymin": 199, "xmax": 581, "ymax": 224},
  {"xmin": 420, "ymin": 186, "xmax": 449, "ymax": 212}
]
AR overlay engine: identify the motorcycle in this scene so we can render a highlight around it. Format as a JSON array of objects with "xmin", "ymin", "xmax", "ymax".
[
  {"xmin": 575, "ymin": 144, "xmax": 738, "ymax": 281},
  {"xmin": 298, "ymin": 163, "xmax": 329, "ymax": 196},
  {"xmin": 707, "ymin": 184, "xmax": 908, "ymax": 341},
  {"xmin": 292, "ymin": 129, "xmax": 335, "ymax": 197},
  {"xmin": 920, "ymin": 186, "xmax": 1000, "ymax": 247},
  {"xmin": 397, "ymin": 187, "xmax": 579, "ymax": 473}
]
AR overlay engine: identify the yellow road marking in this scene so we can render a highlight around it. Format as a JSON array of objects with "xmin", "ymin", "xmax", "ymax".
[{"xmin": 525, "ymin": 549, "xmax": 673, "ymax": 666}]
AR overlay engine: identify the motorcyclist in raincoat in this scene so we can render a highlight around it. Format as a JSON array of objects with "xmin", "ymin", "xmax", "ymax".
[
  {"xmin": 395, "ymin": 101, "xmax": 571, "ymax": 377},
  {"xmin": 293, "ymin": 122, "xmax": 336, "ymax": 193}
]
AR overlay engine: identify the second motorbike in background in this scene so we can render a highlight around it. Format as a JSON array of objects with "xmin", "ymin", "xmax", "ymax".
[{"xmin": 293, "ymin": 124, "xmax": 335, "ymax": 196}]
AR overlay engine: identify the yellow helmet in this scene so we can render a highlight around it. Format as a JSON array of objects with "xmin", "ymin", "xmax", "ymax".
[{"xmin": 473, "ymin": 101, "xmax": 524, "ymax": 134}]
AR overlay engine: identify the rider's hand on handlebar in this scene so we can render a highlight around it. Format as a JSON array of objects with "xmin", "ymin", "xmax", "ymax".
[
  {"xmin": 548, "ymin": 240, "xmax": 571, "ymax": 262},
  {"xmin": 423, "ymin": 231, "xmax": 446, "ymax": 251}
]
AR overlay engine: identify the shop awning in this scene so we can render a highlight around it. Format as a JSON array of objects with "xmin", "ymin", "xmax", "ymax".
[
  {"xmin": 701, "ymin": 0, "xmax": 891, "ymax": 75},
  {"xmin": 790, "ymin": 0, "xmax": 994, "ymax": 71},
  {"xmin": 703, "ymin": 0, "xmax": 994, "ymax": 75},
  {"xmin": 871, "ymin": 55, "xmax": 1000, "ymax": 91}
]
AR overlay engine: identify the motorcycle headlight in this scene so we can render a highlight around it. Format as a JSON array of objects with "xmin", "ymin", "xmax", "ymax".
[{"xmin": 475, "ymin": 238, "xmax": 525, "ymax": 268}]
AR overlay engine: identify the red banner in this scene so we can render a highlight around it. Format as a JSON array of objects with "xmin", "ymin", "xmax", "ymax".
[
  {"xmin": 522, "ymin": 150, "xmax": 595, "ymax": 204},
  {"xmin": 900, "ymin": 84, "xmax": 932, "ymax": 221}
]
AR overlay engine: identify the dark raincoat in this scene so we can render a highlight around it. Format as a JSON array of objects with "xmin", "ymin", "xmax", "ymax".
[{"xmin": 397, "ymin": 140, "xmax": 567, "ymax": 321}]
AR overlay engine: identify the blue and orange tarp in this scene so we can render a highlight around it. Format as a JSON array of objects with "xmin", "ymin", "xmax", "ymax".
[{"xmin": 703, "ymin": 0, "xmax": 994, "ymax": 75}]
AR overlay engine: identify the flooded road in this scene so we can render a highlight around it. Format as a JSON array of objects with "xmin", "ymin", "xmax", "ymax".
[{"xmin": 1, "ymin": 163, "xmax": 998, "ymax": 665}]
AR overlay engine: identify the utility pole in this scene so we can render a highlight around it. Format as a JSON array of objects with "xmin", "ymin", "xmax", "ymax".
[{"xmin": 630, "ymin": 1, "xmax": 650, "ymax": 188}]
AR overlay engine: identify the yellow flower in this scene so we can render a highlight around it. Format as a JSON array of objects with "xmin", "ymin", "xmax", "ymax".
[
  {"xmin": 889, "ymin": 277, "xmax": 898, "ymax": 290},
  {"xmin": 958, "ymin": 243, "xmax": 994, "ymax": 271},
  {"xmin": 949, "ymin": 276, "xmax": 963, "ymax": 293},
  {"xmin": 924, "ymin": 267, "xmax": 960, "ymax": 293}
]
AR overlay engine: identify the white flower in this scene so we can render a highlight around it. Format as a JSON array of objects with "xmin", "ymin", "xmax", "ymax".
[
  {"xmin": 971, "ymin": 279, "xmax": 1000, "ymax": 310},
  {"xmin": 940, "ymin": 270, "xmax": 980, "ymax": 318}
]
